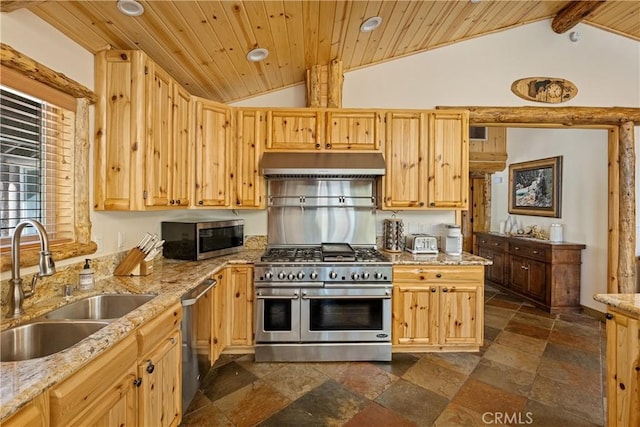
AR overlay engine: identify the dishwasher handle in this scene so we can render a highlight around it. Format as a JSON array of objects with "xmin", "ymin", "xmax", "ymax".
[{"xmin": 182, "ymin": 279, "xmax": 216, "ymax": 306}]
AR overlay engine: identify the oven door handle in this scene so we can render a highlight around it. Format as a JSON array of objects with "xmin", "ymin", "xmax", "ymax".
[
  {"xmin": 301, "ymin": 293, "xmax": 391, "ymax": 300},
  {"xmin": 256, "ymin": 292, "xmax": 299, "ymax": 300}
]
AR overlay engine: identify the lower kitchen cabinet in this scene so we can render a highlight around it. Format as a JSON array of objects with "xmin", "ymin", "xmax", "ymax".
[
  {"xmin": 225, "ymin": 266, "xmax": 254, "ymax": 350},
  {"xmin": 49, "ymin": 334, "xmax": 138, "ymax": 426},
  {"xmin": 605, "ymin": 307, "xmax": 640, "ymax": 427},
  {"xmin": 136, "ymin": 302, "xmax": 182, "ymax": 427},
  {"xmin": 475, "ymin": 232, "xmax": 585, "ymax": 312},
  {"xmin": 392, "ymin": 265, "xmax": 484, "ymax": 352},
  {"xmin": 3, "ymin": 393, "xmax": 49, "ymax": 427}
]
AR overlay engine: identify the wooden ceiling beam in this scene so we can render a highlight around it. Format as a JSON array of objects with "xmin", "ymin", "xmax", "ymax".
[
  {"xmin": 552, "ymin": 0, "xmax": 607, "ymax": 34},
  {"xmin": 437, "ymin": 106, "xmax": 640, "ymax": 127},
  {"xmin": 0, "ymin": 1, "xmax": 48, "ymax": 13}
]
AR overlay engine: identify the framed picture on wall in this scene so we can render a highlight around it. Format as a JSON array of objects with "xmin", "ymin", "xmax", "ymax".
[{"xmin": 508, "ymin": 156, "xmax": 563, "ymax": 217}]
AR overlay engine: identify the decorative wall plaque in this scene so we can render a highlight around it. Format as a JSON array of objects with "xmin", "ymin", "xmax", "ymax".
[{"xmin": 511, "ymin": 77, "xmax": 577, "ymax": 104}]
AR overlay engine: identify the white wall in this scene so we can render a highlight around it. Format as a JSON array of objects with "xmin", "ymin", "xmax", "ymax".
[{"xmin": 4, "ymin": 11, "xmax": 639, "ymax": 310}]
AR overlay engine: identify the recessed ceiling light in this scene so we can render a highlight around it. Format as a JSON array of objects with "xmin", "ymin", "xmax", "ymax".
[
  {"xmin": 246, "ymin": 47, "xmax": 269, "ymax": 62},
  {"xmin": 360, "ymin": 16, "xmax": 382, "ymax": 33},
  {"xmin": 117, "ymin": 0, "xmax": 144, "ymax": 17}
]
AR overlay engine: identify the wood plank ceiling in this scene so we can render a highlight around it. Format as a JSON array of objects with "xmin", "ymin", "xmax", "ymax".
[{"xmin": 11, "ymin": 0, "xmax": 640, "ymax": 103}]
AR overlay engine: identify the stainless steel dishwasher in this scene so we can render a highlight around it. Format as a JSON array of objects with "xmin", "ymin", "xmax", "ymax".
[{"xmin": 181, "ymin": 278, "xmax": 216, "ymax": 412}]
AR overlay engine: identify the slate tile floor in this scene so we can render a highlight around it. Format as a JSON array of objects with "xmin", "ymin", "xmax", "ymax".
[{"xmin": 181, "ymin": 286, "xmax": 605, "ymax": 426}]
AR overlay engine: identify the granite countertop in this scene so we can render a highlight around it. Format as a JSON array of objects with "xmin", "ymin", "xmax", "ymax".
[
  {"xmin": 593, "ymin": 293, "xmax": 640, "ymax": 316},
  {"xmin": 478, "ymin": 231, "xmax": 585, "ymax": 247},
  {"xmin": 0, "ymin": 248, "xmax": 488, "ymax": 420}
]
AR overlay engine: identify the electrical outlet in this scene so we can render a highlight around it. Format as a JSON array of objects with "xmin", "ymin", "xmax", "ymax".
[
  {"xmin": 95, "ymin": 236, "xmax": 103, "ymax": 254},
  {"xmin": 117, "ymin": 232, "xmax": 125, "ymax": 249}
]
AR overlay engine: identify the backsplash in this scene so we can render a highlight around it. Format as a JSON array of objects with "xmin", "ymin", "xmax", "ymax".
[{"xmin": 0, "ymin": 235, "xmax": 267, "ymax": 311}]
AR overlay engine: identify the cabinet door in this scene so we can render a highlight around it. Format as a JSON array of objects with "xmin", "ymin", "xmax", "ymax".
[
  {"xmin": 194, "ymin": 99, "xmax": 232, "ymax": 207},
  {"xmin": 439, "ymin": 284, "xmax": 483, "ymax": 345},
  {"xmin": 478, "ymin": 247, "xmax": 505, "ymax": 286},
  {"xmin": 392, "ymin": 284, "xmax": 438, "ymax": 345},
  {"xmin": 427, "ymin": 111, "xmax": 469, "ymax": 208},
  {"xmin": 383, "ymin": 111, "xmax": 427, "ymax": 209},
  {"xmin": 236, "ymin": 109, "xmax": 265, "ymax": 208},
  {"xmin": 49, "ymin": 335, "xmax": 138, "ymax": 427},
  {"xmin": 525, "ymin": 259, "xmax": 546, "ymax": 300},
  {"xmin": 212, "ymin": 273, "xmax": 227, "ymax": 361},
  {"xmin": 227, "ymin": 266, "xmax": 254, "ymax": 347},
  {"xmin": 509, "ymin": 254, "xmax": 528, "ymax": 293},
  {"xmin": 3, "ymin": 393, "xmax": 49, "ymax": 427},
  {"xmin": 606, "ymin": 308, "xmax": 640, "ymax": 427},
  {"xmin": 138, "ymin": 330, "xmax": 182, "ymax": 427},
  {"xmin": 325, "ymin": 110, "xmax": 383, "ymax": 150},
  {"xmin": 145, "ymin": 62, "xmax": 173, "ymax": 207},
  {"xmin": 170, "ymin": 84, "xmax": 192, "ymax": 207},
  {"xmin": 266, "ymin": 110, "xmax": 323, "ymax": 150}
]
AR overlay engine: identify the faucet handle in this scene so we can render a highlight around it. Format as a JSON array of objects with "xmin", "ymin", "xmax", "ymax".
[{"xmin": 63, "ymin": 284, "xmax": 74, "ymax": 298}]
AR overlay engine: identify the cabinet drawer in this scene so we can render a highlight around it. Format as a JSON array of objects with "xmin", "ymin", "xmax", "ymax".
[
  {"xmin": 137, "ymin": 302, "xmax": 182, "ymax": 356},
  {"xmin": 509, "ymin": 243, "xmax": 549, "ymax": 261},
  {"xmin": 477, "ymin": 235, "xmax": 507, "ymax": 251},
  {"xmin": 393, "ymin": 265, "xmax": 483, "ymax": 283}
]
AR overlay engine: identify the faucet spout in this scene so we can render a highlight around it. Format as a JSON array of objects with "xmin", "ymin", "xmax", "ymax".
[{"xmin": 7, "ymin": 219, "xmax": 56, "ymax": 318}]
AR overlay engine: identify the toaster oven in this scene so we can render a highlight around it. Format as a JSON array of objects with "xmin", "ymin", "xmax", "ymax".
[{"xmin": 404, "ymin": 234, "xmax": 438, "ymax": 254}]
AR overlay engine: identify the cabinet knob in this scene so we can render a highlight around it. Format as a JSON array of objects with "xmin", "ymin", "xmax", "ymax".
[
  {"xmin": 533, "ymin": 250, "xmax": 539, "ymax": 254},
  {"xmin": 435, "ymin": 273, "xmax": 442, "ymax": 278},
  {"xmin": 521, "ymin": 265, "xmax": 529, "ymax": 271},
  {"xmin": 431, "ymin": 287, "xmax": 437, "ymax": 293},
  {"xmin": 169, "ymin": 337, "xmax": 176, "ymax": 345},
  {"xmin": 419, "ymin": 202, "xmax": 425, "ymax": 207},
  {"xmin": 514, "ymin": 247, "xmax": 520, "ymax": 250},
  {"xmin": 326, "ymin": 143, "xmax": 332, "ymax": 149},
  {"xmin": 315, "ymin": 143, "xmax": 320, "ymax": 149},
  {"xmin": 170, "ymin": 200, "xmax": 175, "ymax": 205},
  {"xmin": 134, "ymin": 378, "xmax": 142, "ymax": 387},
  {"xmin": 176, "ymin": 199, "xmax": 181, "ymax": 205},
  {"xmin": 146, "ymin": 361, "xmax": 155, "ymax": 374},
  {"xmin": 198, "ymin": 200, "xmax": 203, "ymax": 205},
  {"xmin": 494, "ymin": 242, "xmax": 499, "ymax": 246},
  {"xmin": 605, "ymin": 313, "xmax": 614, "ymax": 320},
  {"xmin": 442, "ymin": 287, "xmax": 448, "ymax": 293}
]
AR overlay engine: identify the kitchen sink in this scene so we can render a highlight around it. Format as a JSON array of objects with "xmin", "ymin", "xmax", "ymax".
[
  {"xmin": 0, "ymin": 320, "xmax": 110, "ymax": 362},
  {"xmin": 43, "ymin": 294, "xmax": 156, "ymax": 320}
]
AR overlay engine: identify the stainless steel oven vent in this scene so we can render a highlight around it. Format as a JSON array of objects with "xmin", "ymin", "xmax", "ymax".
[{"xmin": 261, "ymin": 152, "xmax": 385, "ymax": 177}]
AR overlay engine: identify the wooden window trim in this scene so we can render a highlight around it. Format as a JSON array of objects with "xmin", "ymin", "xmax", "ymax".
[{"xmin": 0, "ymin": 43, "xmax": 96, "ymax": 272}]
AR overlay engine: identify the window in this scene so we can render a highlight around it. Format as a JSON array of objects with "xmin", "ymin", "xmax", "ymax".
[{"xmin": 1, "ymin": 86, "xmax": 75, "ymax": 247}]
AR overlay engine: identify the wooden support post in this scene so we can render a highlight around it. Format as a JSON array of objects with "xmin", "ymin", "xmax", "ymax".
[
  {"xmin": 328, "ymin": 59, "xmax": 343, "ymax": 108},
  {"xmin": 552, "ymin": 0, "xmax": 606, "ymax": 34},
  {"xmin": 306, "ymin": 65, "xmax": 321, "ymax": 108},
  {"xmin": 483, "ymin": 173, "xmax": 492, "ymax": 232},
  {"xmin": 608, "ymin": 127, "xmax": 620, "ymax": 293},
  {"xmin": 618, "ymin": 121, "xmax": 636, "ymax": 293}
]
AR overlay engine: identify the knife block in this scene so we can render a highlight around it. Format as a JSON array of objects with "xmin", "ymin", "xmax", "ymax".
[{"xmin": 130, "ymin": 259, "xmax": 153, "ymax": 276}]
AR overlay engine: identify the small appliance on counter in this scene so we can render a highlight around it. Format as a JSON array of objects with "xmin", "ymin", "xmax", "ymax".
[
  {"xmin": 161, "ymin": 219, "xmax": 244, "ymax": 260},
  {"xmin": 404, "ymin": 234, "xmax": 438, "ymax": 254},
  {"xmin": 442, "ymin": 224, "xmax": 463, "ymax": 255},
  {"xmin": 382, "ymin": 217, "xmax": 404, "ymax": 252}
]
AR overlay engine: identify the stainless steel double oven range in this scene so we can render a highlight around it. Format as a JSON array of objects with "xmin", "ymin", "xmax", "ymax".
[{"xmin": 254, "ymin": 152, "xmax": 392, "ymax": 362}]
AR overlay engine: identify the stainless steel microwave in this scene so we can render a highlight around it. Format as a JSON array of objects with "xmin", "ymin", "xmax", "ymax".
[{"xmin": 161, "ymin": 219, "xmax": 244, "ymax": 260}]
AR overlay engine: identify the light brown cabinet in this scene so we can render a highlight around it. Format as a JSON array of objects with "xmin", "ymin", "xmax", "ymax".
[
  {"xmin": 325, "ymin": 109, "xmax": 383, "ymax": 150},
  {"xmin": 476, "ymin": 232, "xmax": 585, "ymax": 313},
  {"xmin": 266, "ymin": 109, "xmax": 323, "ymax": 150},
  {"xmin": 3, "ymin": 393, "xmax": 49, "ymax": 427},
  {"xmin": 226, "ymin": 266, "xmax": 254, "ymax": 349},
  {"xmin": 605, "ymin": 307, "xmax": 640, "ymax": 427},
  {"xmin": 392, "ymin": 265, "xmax": 484, "ymax": 352},
  {"xmin": 235, "ymin": 109, "xmax": 266, "ymax": 208},
  {"xmin": 136, "ymin": 302, "xmax": 182, "ymax": 427},
  {"xmin": 382, "ymin": 110, "xmax": 469, "ymax": 210},
  {"xmin": 49, "ymin": 334, "xmax": 139, "ymax": 426},
  {"xmin": 194, "ymin": 98, "xmax": 233, "ymax": 207},
  {"xmin": 95, "ymin": 50, "xmax": 193, "ymax": 210}
]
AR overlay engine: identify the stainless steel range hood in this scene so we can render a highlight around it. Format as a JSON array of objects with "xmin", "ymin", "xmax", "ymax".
[{"xmin": 261, "ymin": 152, "xmax": 385, "ymax": 177}]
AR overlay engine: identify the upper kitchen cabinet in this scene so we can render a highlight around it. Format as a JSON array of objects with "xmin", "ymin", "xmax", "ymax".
[
  {"xmin": 194, "ymin": 98, "xmax": 233, "ymax": 207},
  {"xmin": 235, "ymin": 109, "xmax": 266, "ymax": 208},
  {"xmin": 325, "ymin": 109, "xmax": 383, "ymax": 151},
  {"xmin": 427, "ymin": 111, "xmax": 469, "ymax": 209},
  {"xmin": 382, "ymin": 109, "xmax": 469, "ymax": 210},
  {"xmin": 266, "ymin": 109, "xmax": 323, "ymax": 150},
  {"xmin": 94, "ymin": 50, "xmax": 193, "ymax": 210},
  {"xmin": 383, "ymin": 111, "xmax": 427, "ymax": 209}
]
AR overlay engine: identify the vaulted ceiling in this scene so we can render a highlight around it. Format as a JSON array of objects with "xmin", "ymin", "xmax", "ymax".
[{"xmin": 6, "ymin": 1, "xmax": 640, "ymax": 103}]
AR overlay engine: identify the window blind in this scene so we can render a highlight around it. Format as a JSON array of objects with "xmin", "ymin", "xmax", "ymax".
[{"xmin": 0, "ymin": 86, "xmax": 75, "ymax": 247}]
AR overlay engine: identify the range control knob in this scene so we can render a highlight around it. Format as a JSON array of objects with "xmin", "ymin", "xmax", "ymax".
[
  {"xmin": 297, "ymin": 271, "xmax": 305, "ymax": 280},
  {"xmin": 264, "ymin": 271, "xmax": 273, "ymax": 280},
  {"xmin": 309, "ymin": 271, "xmax": 318, "ymax": 280},
  {"xmin": 351, "ymin": 272, "xmax": 360, "ymax": 280},
  {"xmin": 374, "ymin": 272, "xmax": 383, "ymax": 279},
  {"xmin": 278, "ymin": 271, "xmax": 286, "ymax": 280},
  {"xmin": 329, "ymin": 271, "xmax": 338, "ymax": 279},
  {"xmin": 287, "ymin": 273, "xmax": 295, "ymax": 281},
  {"xmin": 361, "ymin": 271, "xmax": 370, "ymax": 280}
]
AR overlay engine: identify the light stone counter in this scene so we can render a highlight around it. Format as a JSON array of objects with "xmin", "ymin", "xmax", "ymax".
[
  {"xmin": 593, "ymin": 293, "xmax": 640, "ymax": 317},
  {"xmin": 1, "ymin": 248, "xmax": 488, "ymax": 420}
]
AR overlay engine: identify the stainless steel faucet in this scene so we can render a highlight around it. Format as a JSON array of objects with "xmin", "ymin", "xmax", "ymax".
[{"xmin": 7, "ymin": 219, "xmax": 57, "ymax": 318}]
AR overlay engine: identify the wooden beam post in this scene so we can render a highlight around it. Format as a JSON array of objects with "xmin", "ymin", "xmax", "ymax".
[
  {"xmin": 552, "ymin": 0, "xmax": 607, "ymax": 34},
  {"xmin": 306, "ymin": 65, "xmax": 321, "ymax": 108},
  {"xmin": 618, "ymin": 121, "xmax": 636, "ymax": 293},
  {"xmin": 608, "ymin": 127, "xmax": 620, "ymax": 293},
  {"xmin": 328, "ymin": 59, "xmax": 343, "ymax": 108},
  {"xmin": 483, "ymin": 173, "xmax": 492, "ymax": 232}
]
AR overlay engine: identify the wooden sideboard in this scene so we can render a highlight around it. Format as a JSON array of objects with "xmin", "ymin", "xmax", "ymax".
[{"xmin": 476, "ymin": 232, "xmax": 586, "ymax": 313}]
